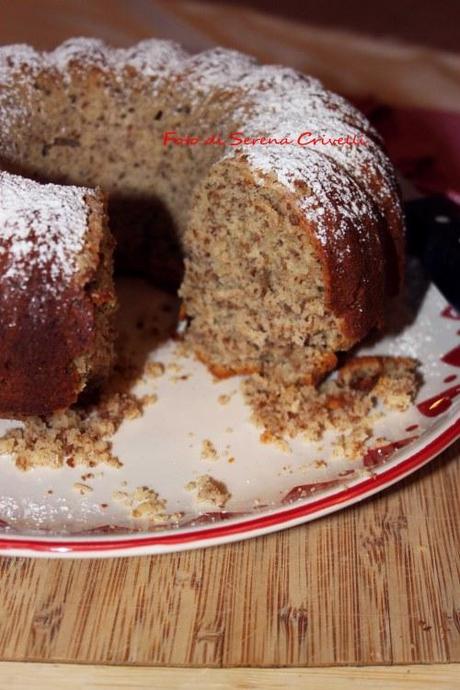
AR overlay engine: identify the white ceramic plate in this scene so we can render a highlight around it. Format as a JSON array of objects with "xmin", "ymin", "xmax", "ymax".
[{"xmin": 0, "ymin": 261, "xmax": 459, "ymax": 558}]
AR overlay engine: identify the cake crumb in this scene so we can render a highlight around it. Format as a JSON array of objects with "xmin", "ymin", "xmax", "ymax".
[
  {"xmin": 372, "ymin": 436, "xmax": 390, "ymax": 447},
  {"xmin": 218, "ymin": 394, "xmax": 231, "ymax": 405},
  {"xmin": 260, "ymin": 430, "xmax": 291, "ymax": 453},
  {"xmin": 141, "ymin": 393, "xmax": 158, "ymax": 406},
  {"xmin": 112, "ymin": 486, "xmax": 182, "ymax": 523},
  {"xmin": 332, "ymin": 427, "xmax": 371, "ymax": 460},
  {"xmin": 0, "ymin": 389, "xmax": 151, "ymax": 471},
  {"xmin": 186, "ymin": 474, "xmax": 231, "ymax": 508},
  {"xmin": 73, "ymin": 482, "xmax": 93, "ymax": 496},
  {"xmin": 244, "ymin": 356, "xmax": 419, "ymax": 459},
  {"xmin": 145, "ymin": 361, "xmax": 165, "ymax": 378},
  {"xmin": 201, "ymin": 439, "xmax": 218, "ymax": 461},
  {"xmin": 0, "ymin": 437, "xmax": 15, "ymax": 455},
  {"xmin": 170, "ymin": 373, "xmax": 191, "ymax": 383},
  {"xmin": 112, "ymin": 489, "xmax": 130, "ymax": 503},
  {"xmin": 314, "ymin": 459, "xmax": 327, "ymax": 468},
  {"xmin": 167, "ymin": 362, "xmax": 183, "ymax": 373}
]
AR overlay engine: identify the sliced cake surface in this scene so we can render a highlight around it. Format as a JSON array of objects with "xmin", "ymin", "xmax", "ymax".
[{"xmin": 0, "ymin": 38, "xmax": 404, "ymax": 414}]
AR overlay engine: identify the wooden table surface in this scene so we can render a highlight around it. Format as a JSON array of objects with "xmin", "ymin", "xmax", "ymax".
[
  {"xmin": 1, "ymin": 2, "xmax": 460, "ymax": 687},
  {"xmin": 0, "ymin": 441, "xmax": 459, "ymax": 673}
]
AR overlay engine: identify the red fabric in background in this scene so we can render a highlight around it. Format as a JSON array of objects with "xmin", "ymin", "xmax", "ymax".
[{"xmin": 352, "ymin": 101, "xmax": 460, "ymax": 204}]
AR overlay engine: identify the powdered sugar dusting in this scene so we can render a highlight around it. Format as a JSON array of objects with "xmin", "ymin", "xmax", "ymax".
[
  {"xmin": 50, "ymin": 37, "xmax": 187, "ymax": 83},
  {"xmin": 175, "ymin": 52, "xmax": 399, "ymax": 252},
  {"xmin": 0, "ymin": 43, "xmax": 42, "ymax": 75},
  {"xmin": 182, "ymin": 47, "xmax": 256, "ymax": 91},
  {"xmin": 217, "ymin": 64, "xmax": 399, "ymax": 250},
  {"xmin": 0, "ymin": 44, "xmax": 43, "ymax": 140},
  {"xmin": 0, "ymin": 38, "xmax": 187, "ymax": 95},
  {"xmin": 0, "ymin": 172, "xmax": 90, "ymax": 289},
  {"xmin": 0, "ymin": 38, "xmax": 400, "ymax": 257},
  {"xmin": 117, "ymin": 39, "xmax": 188, "ymax": 78},
  {"xmin": 246, "ymin": 146, "xmax": 375, "ymax": 249}
]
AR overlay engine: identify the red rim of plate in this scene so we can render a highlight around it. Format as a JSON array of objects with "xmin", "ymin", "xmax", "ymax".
[{"xmin": 0, "ymin": 416, "xmax": 458, "ymax": 555}]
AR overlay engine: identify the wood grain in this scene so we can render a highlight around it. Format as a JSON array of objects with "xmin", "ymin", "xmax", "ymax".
[
  {"xmin": 0, "ymin": 662, "xmax": 459, "ymax": 690},
  {"xmin": 0, "ymin": 441, "xmax": 458, "ymax": 667}
]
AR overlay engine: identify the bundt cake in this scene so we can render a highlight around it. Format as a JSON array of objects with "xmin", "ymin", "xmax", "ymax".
[{"xmin": 0, "ymin": 38, "xmax": 404, "ymax": 417}]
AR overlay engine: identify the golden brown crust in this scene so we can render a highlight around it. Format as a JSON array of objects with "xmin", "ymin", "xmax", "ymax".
[
  {"xmin": 296, "ymin": 179, "xmax": 388, "ymax": 345},
  {"xmin": 194, "ymin": 349, "xmax": 260, "ymax": 379},
  {"xmin": 194, "ymin": 347, "xmax": 337, "ymax": 385},
  {"xmin": 336, "ymin": 355, "xmax": 417, "ymax": 387},
  {"xmin": 0, "ymin": 186, "xmax": 116, "ymax": 418}
]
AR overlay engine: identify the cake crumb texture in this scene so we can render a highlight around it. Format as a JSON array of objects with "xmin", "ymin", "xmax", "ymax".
[
  {"xmin": 113, "ymin": 485, "xmax": 182, "ymax": 523},
  {"xmin": 243, "ymin": 356, "xmax": 420, "ymax": 455},
  {"xmin": 201, "ymin": 439, "xmax": 218, "ymax": 461},
  {"xmin": 0, "ymin": 390, "xmax": 150, "ymax": 472},
  {"xmin": 73, "ymin": 482, "xmax": 93, "ymax": 495},
  {"xmin": 186, "ymin": 474, "xmax": 231, "ymax": 508}
]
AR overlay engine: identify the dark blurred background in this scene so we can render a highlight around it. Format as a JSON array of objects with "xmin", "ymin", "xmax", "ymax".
[
  {"xmin": 1, "ymin": 0, "xmax": 459, "ymax": 52},
  {"xmin": 1, "ymin": 0, "xmax": 459, "ymax": 112},
  {"xmin": 225, "ymin": 0, "xmax": 460, "ymax": 52}
]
